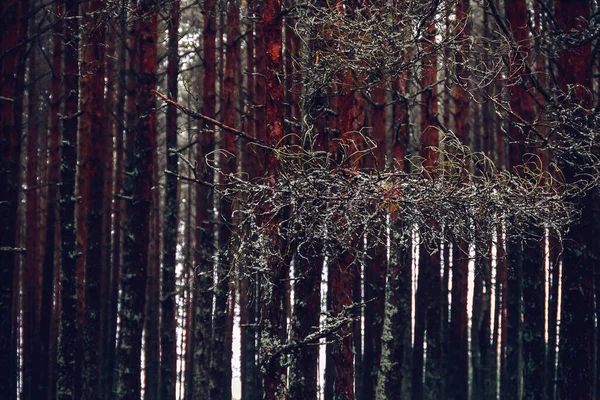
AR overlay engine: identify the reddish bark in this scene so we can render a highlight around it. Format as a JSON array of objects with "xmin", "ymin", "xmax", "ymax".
[
  {"xmin": 413, "ymin": 21, "xmax": 441, "ymax": 400},
  {"xmin": 447, "ymin": 3, "xmax": 470, "ymax": 399},
  {"xmin": 362, "ymin": 82, "xmax": 387, "ymax": 400},
  {"xmin": 259, "ymin": 1, "xmax": 288, "ymax": 399},
  {"xmin": 80, "ymin": 2, "xmax": 107, "ymax": 399},
  {"xmin": 330, "ymin": 253, "xmax": 356, "ymax": 400}
]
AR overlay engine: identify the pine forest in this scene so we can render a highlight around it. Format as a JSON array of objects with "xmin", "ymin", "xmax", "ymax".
[{"xmin": 1, "ymin": 0, "xmax": 600, "ymax": 399}]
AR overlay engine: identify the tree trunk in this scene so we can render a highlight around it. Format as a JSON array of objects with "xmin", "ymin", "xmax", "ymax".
[
  {"xmin": 56, "ymin": 1, "xmax": 80, "ymax": 398},
  {"xmin": 24, "ymin": 18, "xmax": 40, "ymax": 400},
  {"xmin": 105, "ymin": 8, "xmax": 128, "ymax": 399},
  {"xmin": 116, "ymin": 1, "xmax": 157, "ymax": 398},
  {"xmin": 80, "ymin": 2, "xmax": 107, "ymax": 399},
  {"xmin": 362, "ymin": 81, "xmax": 387, "ymax": 400},
  {"xmin": 259, "ymin": 0, "xmax": 287, "ymax": 398},
  {"xmin": 447, "ymin": 2, "xmax": 470, "ymax": 399},
  {"xmin": 193, "ymin": 0, "xmax": 216, "ymax": 397},
  {"xmin": 144, "ymin": 162, "xmax": 161, "ymax": 400},
  {"xmin": 211, "ymin": 2, "xmax": 239, "ymax": 398},
  {"xmin": 555, "ymin": 1, "xmax": 596, "ymax": 399},
  {"xmin": 161, "ymin": 2, "xmax": 180, "ymax": 400},
  {"xmin": 241, "ymin": 2, "xmax": 259, "ymax": 399},
  {"xmin": 41, "ymin": 3, "xmax": 63, "ymax": 398},
  {"xmin": 0, "ymin": 0, "xmax": 21, "ymax": 392}
]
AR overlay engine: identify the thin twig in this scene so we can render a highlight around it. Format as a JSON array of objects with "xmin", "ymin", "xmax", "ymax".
[{"xmin": 153, "ymin": 90, "xmax": 272, "ymax": 148}]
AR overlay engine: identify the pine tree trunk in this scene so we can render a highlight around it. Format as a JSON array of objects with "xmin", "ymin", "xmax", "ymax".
[
  {"xmin": 41, "ymin": 3, "xmax": 63, "ymax": 398},
  {"xmin": 145, "ymin": 163, "xmax": 161, "ymax": 400},
  {"xmin": 80, "ymin": 1, "xmax": 107, "ymax": 398},
  {"xmin": 105, "ymin": 8, "xmax": 128, "ymax": 399},
  {"xmin": 554, "ymin": 1, "xmax": 596, "ymax": 399},
  {"xmin": 24, "ymin": 21, "xmax": 40, "ymax": 400},
  {"xmin": 116, "ymin": 1, "xmax": 157, "ymax": 398},
  {"xmin": 161, "ymin": 1, "xmax": 180, "ymax": 399},
  {"xmin": 362, "ymin": 82, "xmax": 387, "ymax": 400},
  {"xmin": 56, "ymin": 1, "xmax": 80, "ymax": 398},
  {"xmin": 259, "ymin": 1, "xmax": 287, "ymax": 398},
  {"xmin": 193, "ymin": 0, "xmax": 216, "ymax": 397},
  {"xmin": 383, "ymin": 72, "xmax": 412, "ymax": 399},
  {"xmin": 241, "ymin": 2, "xmax": 259, "ymax": 399}
]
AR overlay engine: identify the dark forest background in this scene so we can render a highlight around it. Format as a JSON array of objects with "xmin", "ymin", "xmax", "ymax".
[{"xmin": 1, "ymin": 0, "xmax": 600, "ymax": 399}]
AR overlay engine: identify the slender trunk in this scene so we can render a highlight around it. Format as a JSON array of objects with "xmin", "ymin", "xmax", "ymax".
[
  {"xmin": 41, "ymin": 3, "xmax": 63, "ymax": 398},
  {"xmin": 101, "ymin": 16, "xmax": 116, "ymax": 400},
  {"xmin": 241, "ymin": 2, "xmax": 258, "ymax": 399},
  {"xmin": 212, "ymin": 2, "xmax": 239, "ymax": 398},
  {"xmin": 80, "ymin": 1, "xmax": 107, "ymax": 399},
  {"xmin": 116, "ymin": 1, "xmax": 157, "ymax": 398},
  {"xmin": 56, "ymin": 1, "xmax": 80, "ymax": 398},
  {"xmin": 162, "ymin": 2, "xmax": 180, "ymax": 400},
  {"xmin": 259, "ymin": 1, "xmax": 287, "ymax": 398},
  {"xmin": 415, "ymin": 20, "xmax": 441, "ymax": 400},
  {"xmin": 330, "ymin": 252, "xmax": 356, "ymax": 400},
  {"xmin": 106, "ymin": 8, "xmax": 128, "ymax": 399},
  {"xmin": 362, "ymin": 82, "xmax": 387, "ymax": 400},
  {"xmin": 384, "ymin": 72, "xmax": 412, "ymax": 399},
  {"xmin": 193, "ymin": 0, "xmax": 216, "ymax": 397},
  {"xmin": 289, "ymin": 250, "xmax": 322, "ymax": 400},
  {"xmin": 144, "ymin": 163, "xmax": 160, "ymax": 400},
  {"xmin": 24, "ymin": 20, "xmax": 40, "ymax": 400},
  {"xmin": 0, "ymin": 0, "xmax": 21, "ymax": 392},
  {"xmin": 446, "ymin": 3, "xmax": 470, "ymax": 400},
  {"xmin": 505, "ymin": 2, "xmax": 543, "ymax": 398}
]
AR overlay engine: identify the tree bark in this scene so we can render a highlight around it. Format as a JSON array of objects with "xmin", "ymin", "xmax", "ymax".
[
  {"xmin": 193, "ymin": 0, "xmax": 216, "ymax": 398},
  {"xmin": 161, "ymin": 2, "xmax": 180, "ymax": 400},
  {"xmin": 554, "ymin": 1, "xmax": 596, "ymax": 399},
  {"xmin": 56, "ymin": 1, "xmax": 80, "ymax": 398},
  {"xmin": 259, "ymin": 1, "xmax": 287, "ymax": 398},
  {"xmin": 116, "ymin": 1, "xmax": 157, "ymax": 398},
  {"xmin": 80, "ymin": 2, "xmax": 107, "ymax": 399}
]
